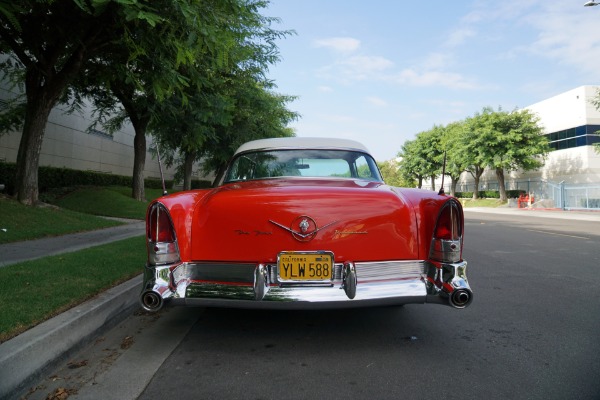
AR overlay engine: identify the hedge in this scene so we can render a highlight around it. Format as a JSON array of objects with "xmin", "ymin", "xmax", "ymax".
[
  {"xmin": 455, "ymin": 190, "xmax": 525, "ymax": 199},
  {"xmin": 0, "ymin": 162, "xmax": 174, "ymax": 194}
]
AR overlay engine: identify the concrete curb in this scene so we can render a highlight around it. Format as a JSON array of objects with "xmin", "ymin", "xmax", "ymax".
[{"xmin": 0, "ymin": 275, "xmax": 142, "ymax": 399}]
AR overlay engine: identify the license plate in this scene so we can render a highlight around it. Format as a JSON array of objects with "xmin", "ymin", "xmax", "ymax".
[{"xmin": 278, "ymin": 252, "xmax": 334, "ymax": 282}]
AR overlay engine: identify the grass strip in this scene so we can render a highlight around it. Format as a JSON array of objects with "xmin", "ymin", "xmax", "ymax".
[
  {"xmin": 459, "ymin": 198, "xmax": 507, "ymax": 208},
  {"xmin": 0, "ymin": 236, "xmax": 145, "ymax": 343},
  {"xmin": 0, "ymin": 197, "xmax": 122, "ymax": 244}
]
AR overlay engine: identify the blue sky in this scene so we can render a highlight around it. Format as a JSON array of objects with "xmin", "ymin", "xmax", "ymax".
[{"xmin": 264, "ymin": 0, "xmax": 600, "ymax": 161}]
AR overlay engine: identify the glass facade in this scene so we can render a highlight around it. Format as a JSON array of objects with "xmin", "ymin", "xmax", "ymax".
[{"xmin": 543, "ymin": 125, "xmax": 600, "ymax": 151}]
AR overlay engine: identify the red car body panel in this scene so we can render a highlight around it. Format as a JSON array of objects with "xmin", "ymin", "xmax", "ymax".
[{"xmin": 190, "ymin": 179, "xmax": 419, "ymax": 263}]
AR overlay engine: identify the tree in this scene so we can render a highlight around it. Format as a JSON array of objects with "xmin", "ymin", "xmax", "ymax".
[
  {"xmin": 397, "ymin": 139, "xmax": 426, "ymax": 188},
  {"xmin": 421, "ymin": 125, "xmax": 446, "ymax": 191},
  {"xmin": 150, "ymin": 70, "xmax": 234, "ymax": 190},
  {"xmin": 460, "ymin": 109, "xmax": 496, "ymax": 199},
  {"xmin": 440, "ymin": 121, "xmax": 469, "ymax": 196},
  {"xmin": 71, "ymin": 0, "xmax": 263, "ymax": 200},
  {"xmin": 0, "ymin": 0, "xmax": 161, "ymax": 205},
  {"xmin": 397, "ymin": 127, "xmax": 445, "ymax": 191},
  {"xmin": 486, "ymin": 109, "xmax": 549, "ymax": 201},
  {"xmin": 199, "ymin": 75, "xmax": 298, "ymax": 186},
  {"xmin": 378, "ymin": 159, "xmax": 415, "ymax": 187},
  {"xmin": 148, "ymin": 2, "xmax": 297, "ymax": 188}
]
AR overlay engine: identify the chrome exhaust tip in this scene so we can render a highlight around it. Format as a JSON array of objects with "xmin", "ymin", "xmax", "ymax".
[
  {"xmin": 449, "ymin": 289, "xmax": 473, "ymax": 309},
  {"xmin": 140, "ymin": 290, "xmax": 164, "ymax": 312},
  {"xmin": 253, "ymin": 264, "xmax": 269, "ymax": 301},
  {"xmin": 343, "ymin": 262, "xmax": 357, "ymax": 299}
]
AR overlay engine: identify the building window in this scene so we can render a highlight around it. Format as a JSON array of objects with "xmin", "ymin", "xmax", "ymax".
[{"xmin": 544, "ymin": 125, "xmax": 600, "ymax": 151}]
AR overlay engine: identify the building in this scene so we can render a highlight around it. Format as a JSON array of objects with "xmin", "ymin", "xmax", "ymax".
[
  {"xmin": 0, "ymin": 87, "xmax": 178, "ymax": 183},
  {"xmin": 527, "ymin": 85, "xmax": 600, "ymax": 183}
]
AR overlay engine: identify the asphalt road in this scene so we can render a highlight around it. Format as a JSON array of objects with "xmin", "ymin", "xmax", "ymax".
[{"xmin": 24, "ymin": 210, "xmax": 600, "ymax": 400}]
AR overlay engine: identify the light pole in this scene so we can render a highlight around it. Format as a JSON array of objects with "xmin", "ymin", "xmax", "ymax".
[{"xmin": 584, "ymin": 1, "xmax": 599, "ymax": 6}]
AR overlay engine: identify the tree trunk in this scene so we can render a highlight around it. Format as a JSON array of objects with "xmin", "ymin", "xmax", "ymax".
[
  {"xmin": 470, "ymin": 166, "xmax": 484, "ymax": 200},
  {"xmin": 212, "ymin": 163, "xmax": 228, "ymax": 187},
  {"xmin": 496, "ymin": 167, "xmax": 507, "ymax": 202},
  {"xmin": 131, "ymin": 130, "xmax": 146, "ymax": 201},
  {"xmin": 450, "ymin": 177, "xmax": 458, "ymax": 197},
  {"xmin": 15, "ymin": 70, "xmax": 64, "ymax": 205},
  {"xmin": 472, "ymin": 175, "xmax": 480, "ymax": 199},
  {"xmin": 430, "ymin": 176, "xmax": 435, "ymax": 192},
  {"xmin": 183, "ymin": 151, "xmax": 196, "ymax": 191},
  {"xmin": 15, "ymin": 101, "xmax": 53, "ymax": 205},
  {"xmin": 417, "ymin": 176, "xmax": 423, "ymax": 189}
]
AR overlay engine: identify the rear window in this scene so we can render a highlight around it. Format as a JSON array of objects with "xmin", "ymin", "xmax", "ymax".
[{"xmin": 224, "ymin": 149, "xmax": 382, "ymax": 183}]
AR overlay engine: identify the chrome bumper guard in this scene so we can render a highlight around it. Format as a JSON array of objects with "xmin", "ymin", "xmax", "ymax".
[{"xmin": 140, "ymin": 259, "xmax": 472, "ymax": 311}]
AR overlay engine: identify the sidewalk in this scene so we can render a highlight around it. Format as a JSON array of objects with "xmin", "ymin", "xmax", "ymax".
[
  {"xmin": 0, "ymin": 219, "xmax": 145, "ymax": 267},
  {"xmin": 0, "ymin": 221, "xmax": 145, "ymax": 399},
  {"xmin": 1, "ymin": 207, "xmax": 599, "ymax": 398}
]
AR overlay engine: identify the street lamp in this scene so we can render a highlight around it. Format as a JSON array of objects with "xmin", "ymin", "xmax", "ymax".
[{"xmin": 584, "ymin": 1, "xmax": 599, "ymax": 6}]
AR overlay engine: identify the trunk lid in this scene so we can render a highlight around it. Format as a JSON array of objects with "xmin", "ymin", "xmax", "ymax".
[{"xmin": 190, "ymin": 179, "xmax": 418, "ymax": 263}]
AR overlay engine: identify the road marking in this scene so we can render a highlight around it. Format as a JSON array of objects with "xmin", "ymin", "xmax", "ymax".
[{"xmin": 526, "ymin": 229, "xmax": 589, "ymax": 240}]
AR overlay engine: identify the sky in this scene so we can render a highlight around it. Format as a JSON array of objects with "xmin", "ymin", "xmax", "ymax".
[{"xmin": 263, "ymin": 0, "xmax": 600, "ymax": 161}]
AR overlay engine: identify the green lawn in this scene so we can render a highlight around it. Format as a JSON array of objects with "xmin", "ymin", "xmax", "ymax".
[
  {"xmin": 48, "ymin": 186, "xmax": 168, "ymax": 219},
  {"xmin": 0, "ymin": 236, "xmax": 145, "ymax": 343},
  {"xmin": 0, "ymin": 186, "xmax": 173, "ymax": 342},
  {"xmin": 0, "ymin": 186, "xmax": 170, "ymax": 244},
  {"xmin": 458, "ymin": 198, "xmax": 507, "ymax": 208},
  {"xmin": 0, "ymin": 196, "xmax": 122, "ymax": 244}
]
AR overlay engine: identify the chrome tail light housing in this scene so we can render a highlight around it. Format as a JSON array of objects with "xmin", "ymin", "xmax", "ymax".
[
  {"xmin": 429, "ymin": 199, "xmax": 463, "ymax": 263},
  {"xmin": 146, "ymin": 202, "xmax": 180, "ymax": 265}
]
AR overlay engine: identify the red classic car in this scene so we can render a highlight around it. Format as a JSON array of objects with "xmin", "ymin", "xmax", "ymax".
[{"xmin": 140, "ymin": 137, "xmax": 472, "ymax": 311}]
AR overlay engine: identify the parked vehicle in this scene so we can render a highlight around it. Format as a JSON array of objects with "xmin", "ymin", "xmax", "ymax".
[{"xmin": 140, "ymin": 137, "xmax": 472, "ymax": 311}]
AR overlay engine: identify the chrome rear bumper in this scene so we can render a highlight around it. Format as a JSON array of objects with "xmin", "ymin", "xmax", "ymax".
[{"xmin": 140, "ymin": 259, "xmax": 472, "ymax": 311}]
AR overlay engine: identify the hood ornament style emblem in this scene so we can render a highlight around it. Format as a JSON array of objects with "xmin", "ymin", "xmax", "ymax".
[
  {"xmin": 269, "ymin": 216, "xmax": 337, "ymax": 242},
  {"xmin": 299, "ymin": 218, "xmax": 310, "ymax": 233}
]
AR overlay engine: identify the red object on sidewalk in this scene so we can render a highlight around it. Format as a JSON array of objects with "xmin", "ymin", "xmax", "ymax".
[{"xmin": 518, "ymin": 194, "xmax": 534, "ymax": 208}]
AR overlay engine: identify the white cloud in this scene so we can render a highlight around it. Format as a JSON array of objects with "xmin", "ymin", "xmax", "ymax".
[
  {"xmin": 317, "ymin": 86, "xmax": 334, "ymax": 93},
  {"xmin": 366, "ymin": 96, "xmax": 388, "ymax": 107},
  {"xmin": 340, "ymin": 55, "xmax": 394, "ymax": 77},
  {"xmin": 315, "ymin": 55, "xmax": 394, "ymax": 83},
  {"xmin": 523, "ymin": 4, "xmax": 600, "ymax": 78},
  {"xmin": 445, "ymin": 27, "xmax": 476, "ymax": 47},
  {"xmin": 388, "ymin": 69, "xmax": 478, "ymax": 90},
  {"xmin": 313, "ymin": 37, "xmax": 361, "ymax": 53}
]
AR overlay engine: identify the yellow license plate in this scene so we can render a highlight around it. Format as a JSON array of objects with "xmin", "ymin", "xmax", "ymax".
[{"xmin": 278, "ymin": 252, "xmax": 334, "ymax": 282}]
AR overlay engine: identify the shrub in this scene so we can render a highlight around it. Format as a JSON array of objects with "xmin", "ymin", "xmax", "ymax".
[
  {"xmin": 455, "ymin": 189, "xmax": 525, "ymax": 199},
  {"xmin": 0, "ymin": 162, "xmax": 174, "ymax": 194}
]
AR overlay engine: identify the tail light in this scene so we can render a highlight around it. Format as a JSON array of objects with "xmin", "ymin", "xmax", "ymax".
[
  {"xmin": 147, "ymin": 203, "xmax": 180, "ymax": 265},
  {"xmin": 429, "ymin": 200, "xmax": 463, "ymax": 263}
]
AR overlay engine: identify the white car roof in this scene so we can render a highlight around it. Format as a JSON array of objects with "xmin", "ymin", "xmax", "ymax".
[{"xmin": 234, "ymin": 137, "xmax": 371, "ymax": 155}]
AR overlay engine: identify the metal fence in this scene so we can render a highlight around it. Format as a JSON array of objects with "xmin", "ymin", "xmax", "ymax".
[{"xmin": 458, "ymin": 179, "xmax": 600, "ymax": 210}]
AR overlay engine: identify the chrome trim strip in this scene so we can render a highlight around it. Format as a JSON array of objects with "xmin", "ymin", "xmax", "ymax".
[
  {"xmin": 141, "ymin": 259, "xmax": 471, "ymax": 310},
  {"xmin": 354, "ymin": 260, "xmax": 425, "ymax": 281}
]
